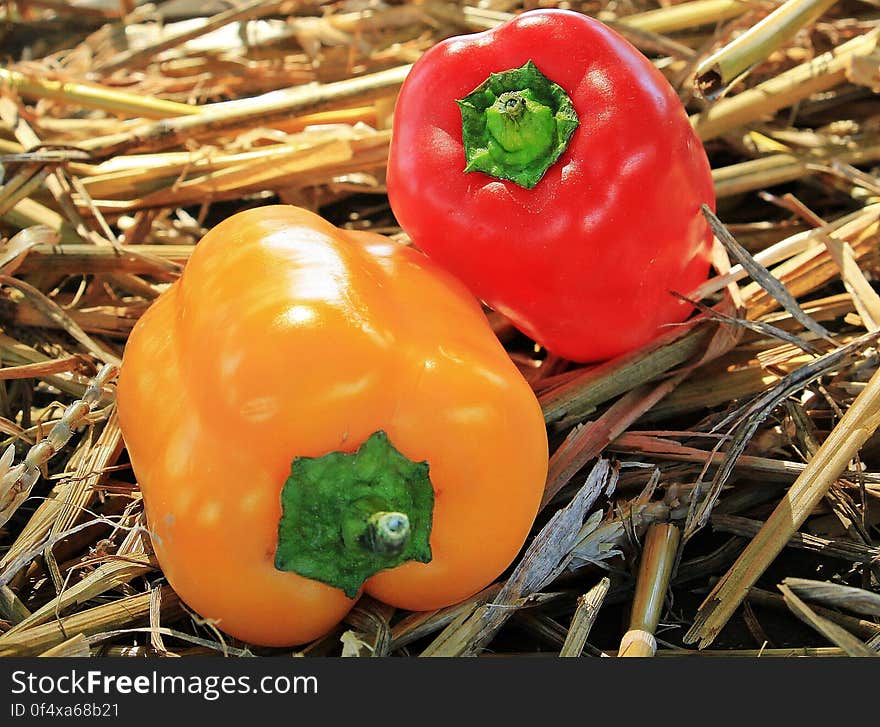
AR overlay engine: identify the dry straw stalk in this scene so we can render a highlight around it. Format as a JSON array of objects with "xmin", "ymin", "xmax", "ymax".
[
  {"xmin": 685, "ymin": 363, "xmax": 880, "ymax": 648},
  {"xmin": 1, "ymin": 0, "xmax": 880, "ymax": 659},
  {"xmin": 692, "ymin": 29, "xmax": 880, "ymax": 140},
  {"xmin": 694, "ymin": 0, "xmax": 840, "ymax": 99},
  {"xmin": 80, "ymin": 64, "xmax": 412, "ymax": 158},
  {"xmin": 619, "ymin": 523, "xmax": 681, "ymax": 657}
]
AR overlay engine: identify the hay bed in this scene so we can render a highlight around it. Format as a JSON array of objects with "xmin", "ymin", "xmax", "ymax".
[{"xmin": 1, "ymin": 0, "xmax": 880, "ymax": 658}]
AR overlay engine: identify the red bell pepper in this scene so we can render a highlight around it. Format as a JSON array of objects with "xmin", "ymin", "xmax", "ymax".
[{"xmin": 387, "ymin": 9, "xmax": 715, "ymax": 363}]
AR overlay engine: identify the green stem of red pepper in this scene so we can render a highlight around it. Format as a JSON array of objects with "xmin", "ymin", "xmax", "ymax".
[{"xmin": 457, "ymin": 60, "xmax": 579, "ymax": 189}]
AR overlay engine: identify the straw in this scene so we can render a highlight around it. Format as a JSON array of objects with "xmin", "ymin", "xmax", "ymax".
[
  {"xmin": 2, "ymin": 0, "xmax": 880, "ymax": 659},
  {"xmin": 694, "ymin": 0, "xmax": 840, "ymax": 100},
  {"xmin": 619, "ymin": 524, "xmax": 681, "ymax": 657},
  {"xmin": 684, "ymin": 363, "xmax": 880, "ymax": 648}
]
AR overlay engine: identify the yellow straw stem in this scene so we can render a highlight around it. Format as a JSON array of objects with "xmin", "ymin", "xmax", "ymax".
[
  {"xmin": 692, "ymin": 29, "xmax": 880, "ymax": 140},
  {"xmin": 0, "ymin": 68, "xmax": 200, "ymax": 119},
  {"xmin": 712, "ymin": 142, "xmax": 880, "ymax": 198},
  {"xmin": 619, "ymin": 523, "xmax": 681, "ymax": 657},
  {"xmin": 695, "ymin": 0, "xmax": 841, "ymax": 99},
  {"xmin": 621, "ymin": 0, "xmax": 751, "ymax": 34},
  {"xmin": 80, "ymin": 64, "xmax": 411, "ymax": 158}
]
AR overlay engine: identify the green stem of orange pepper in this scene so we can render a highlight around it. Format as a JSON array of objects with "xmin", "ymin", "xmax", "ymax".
[{"xmin": 274, "ymin": 431, "xmax": 434, "ymax": 598}]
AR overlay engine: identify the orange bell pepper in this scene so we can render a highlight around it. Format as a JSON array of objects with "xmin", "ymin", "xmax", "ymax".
[{"xmin": 117, "ymin": 205, "xmax": 548, "ymax": 647}]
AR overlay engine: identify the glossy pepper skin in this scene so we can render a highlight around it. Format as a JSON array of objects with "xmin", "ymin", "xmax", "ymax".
[
  {"xmin": 387, "ymin": 9, "xmax": 715, "ymax": 363},
  {"xmin": 117, "ymin": 205, "xmax": 548, "ymax": 647}
]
